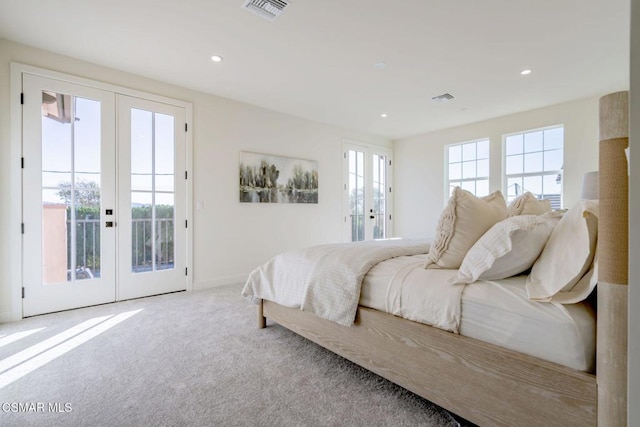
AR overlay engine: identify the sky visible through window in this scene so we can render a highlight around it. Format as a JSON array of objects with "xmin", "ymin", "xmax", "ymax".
[
  {"xmin": 447, "ymin": 139, "xmax": 490, "ymax": 197},
  {"xmin": 41, "ymin": 96, "xmax": 175, "ymax": 206},
  {"xmin": 504, "ymin": 127, "xmax": 563, "ymax": 208},
  {"xmin": 42, "ymin": 97, "xmax": 101, "ymax": 204}
]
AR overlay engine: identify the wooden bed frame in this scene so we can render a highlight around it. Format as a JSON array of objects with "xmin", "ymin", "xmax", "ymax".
[
  {"xmin": 259, "ymin": 300, "xmax": 595, "ymax": 426},
  {"xmin": 255, "ymin": 92, "xmax": 630, "ymax": 426}
]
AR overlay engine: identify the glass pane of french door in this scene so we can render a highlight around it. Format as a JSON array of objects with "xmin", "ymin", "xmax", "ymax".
[
  {"xmin": 347, "ymin": 149, "xmax": 365, "ymax": 241},
  {"xmin": 23, "ymin": 74, "xmax": 116, "ymax": 317},
  {"xmin": 130, "ymin": 108, "xmax": 175, "ymax": 273},
  {"xmin": 372, "ymin": 153, "xmax": 387, "ymax": 239},
  {"xmin": 118, "ymin": 95, "xmax": 186, "ymax": 300},
  {"xmin": 42, "ymin": 93, "xmax": 102, "ymax": 283}
]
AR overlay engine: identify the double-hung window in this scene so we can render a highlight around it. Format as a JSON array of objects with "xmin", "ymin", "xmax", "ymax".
[
  {"xmin": 503, "ymin": 126, "xmax": 564, "ymax": 208},
  {"xmin": 446, "ymin": 139, "xmax": 490, "ymax": 198}
]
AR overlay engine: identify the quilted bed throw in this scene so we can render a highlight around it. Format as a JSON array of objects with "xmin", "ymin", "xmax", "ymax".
[{"xmin": 243, "ymin": 239, "xmax": 430, "ymax": 326}]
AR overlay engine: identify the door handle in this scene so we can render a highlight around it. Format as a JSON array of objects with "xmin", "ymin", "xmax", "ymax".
[
  {"xmin": 369, "ymin": 215, "xmax": 375, "ymax": 219},
  {"xmin": 105, "ymin": 221, "xmax": 114, "ymax": 227}
]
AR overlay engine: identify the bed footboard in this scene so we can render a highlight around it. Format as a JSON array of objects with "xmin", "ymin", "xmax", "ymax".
[{"xmin": 262, "ymin": 300, "xmax": 596, "ymax": 427}]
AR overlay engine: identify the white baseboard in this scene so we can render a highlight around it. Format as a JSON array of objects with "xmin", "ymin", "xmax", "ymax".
[{"xmin": 193, "ymin": 274, "xmax": 248, "ymax": 291}]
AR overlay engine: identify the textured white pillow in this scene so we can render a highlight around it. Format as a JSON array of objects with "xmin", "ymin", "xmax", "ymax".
[
  {"xmin": 425, "ymin": 188, "xmax": 507, "ymax": 269},
  {"xmin": 507, "ymin": 192, "xmax": 552, "ymax": 216},
  {"xmin": 451, "ymin": 212, "xmax": 562, "ymax": 284},
  {"xmin": 526, "ymin": 200, "xmax": 599, "ymax": 302}
]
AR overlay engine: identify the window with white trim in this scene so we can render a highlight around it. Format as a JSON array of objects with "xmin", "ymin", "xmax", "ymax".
[
  {"xmin": 503, "ymin": 126, "xmax": 564, "ymax": 209},
  {"xmin": 446, "ymin": 139, "xmax": 490, "ymax": 198}
]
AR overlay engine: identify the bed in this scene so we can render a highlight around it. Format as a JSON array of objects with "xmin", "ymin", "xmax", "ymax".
[{"xmin": 243, "ymin": 92, "xmax": 629, "ymax": 426}]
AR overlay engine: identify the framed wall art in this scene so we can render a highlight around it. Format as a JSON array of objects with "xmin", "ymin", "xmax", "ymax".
[{"xmin": 239, "ymin": 152, "xmax": 318, "ymax": 204}]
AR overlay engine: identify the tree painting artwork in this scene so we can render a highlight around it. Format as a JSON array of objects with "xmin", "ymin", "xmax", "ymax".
[{"xmin": 239, "ymin": 152, "xmax": 318, "ymax": 204}]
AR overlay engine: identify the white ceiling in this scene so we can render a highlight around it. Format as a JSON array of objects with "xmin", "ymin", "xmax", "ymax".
[{"xmin": 0, "ymin": 0, "xmax": 630, "ymax": 139}]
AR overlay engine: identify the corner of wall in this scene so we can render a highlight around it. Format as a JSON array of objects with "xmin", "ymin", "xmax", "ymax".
[{"xmin": 0, "ymin": 311, "xmax": 18, "ymax": 324}]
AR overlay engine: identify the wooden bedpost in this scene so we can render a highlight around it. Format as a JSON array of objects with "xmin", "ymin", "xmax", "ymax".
[
  {"xmin": 257, "ymin": 299, "xmax": 267, "ymax": 329},
  {"xmin": 597, "ymin": 91, "xmax": 629, "ymax": 426}
]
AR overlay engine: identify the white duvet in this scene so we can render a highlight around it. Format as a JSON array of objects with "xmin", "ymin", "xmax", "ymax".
[
  {"xmin": 360, "ymin": 254, "xmax": 596, "ymax": 371},
  {"xmin": 241, "ymin": 238, "xmax": 461, "ymax": 327},
  {"xmin": 243, "ymin": 242, "xmax": 595, "ymax": 370},
  {"xmin": 360, "ymin": 255, "xmax": 465, "ymax": 332}
]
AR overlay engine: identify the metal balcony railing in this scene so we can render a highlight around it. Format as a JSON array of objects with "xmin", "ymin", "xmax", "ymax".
[
  {"xmin": 131, "ymin": 218, "xmax": 175, "ymax": 272},
  {"xmin": 68, "ymin": 218, "xmax": 174, "ymax": 278}
]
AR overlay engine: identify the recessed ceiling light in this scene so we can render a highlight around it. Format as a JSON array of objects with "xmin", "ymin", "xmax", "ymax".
[
  {"xmin": 374, "ymin": 62, "xmax": 386, "ymax": 69},
  {"xmin": 380, "ymin": 113, "xmax": 388, "ymax": 118},
  {"xmin": 520, "ymin": 69, "xmax": 532, "ymax": 75},
  {"xmin": 211, "ymin": 55, "xmax": 223, "ymax": 63}
]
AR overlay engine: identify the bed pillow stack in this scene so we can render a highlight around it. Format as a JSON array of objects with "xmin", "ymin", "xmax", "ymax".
[
  {"xmin": 425, "ymin": 188, "xmax": 508, "ymax": 269},
  {"xmin": 451, "ymin": 211, "xmax": 562, "ymax": 284},
  {"xmin": 428, "ymin": 188, "xmax": 600, "ymax": 304},
  {"xmin": 525, "ymin": 200, "xmax": 599, "ymax": 303},
  {"xmin": 429, "ymin": 190, "xmax": 556, "ymax": 284}
]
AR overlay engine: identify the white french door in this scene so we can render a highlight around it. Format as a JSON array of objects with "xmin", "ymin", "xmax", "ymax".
[
  {"xmin": 117, "ymin": 95, "xmax": 187, "ymax": 300},
  {"xmin": 22, "ymin": 75, "xmax": 117, "ymax": 316},
  {"xmin": 22, "ymin": 74, "xmax": 187, "ymax": 316},
  {"xmin": 343, "ymin": 142, "xmax": 393, "ymax": 241}
]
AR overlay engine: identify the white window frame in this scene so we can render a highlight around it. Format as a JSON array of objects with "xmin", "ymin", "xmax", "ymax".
[
  {"xmin": 444, "ymin": 138, "xmax": 490, "ymax": 204},
  {"xmin": 502, "ymin": 125, "xmax": 564, "ymax": 209}
]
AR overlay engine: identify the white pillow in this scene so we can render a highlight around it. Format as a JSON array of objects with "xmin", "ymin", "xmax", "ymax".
[
  {"xmin": 451, "ymin": 212, "xmax": 562, "ymax": 284},
  {"xmin": 425, "ymin": 188, "xmax": 507, "ymax": 270},
  {"xmin": 507, "ymin": 192, "xmax": 552, "ymax": 216},
  {"xmin": 526, "ymin": 200, "xmax": 599, "ymax": 302},
  {"xmin": 548, "ymin": 251, "xmax": 598, "ymax": 304}
]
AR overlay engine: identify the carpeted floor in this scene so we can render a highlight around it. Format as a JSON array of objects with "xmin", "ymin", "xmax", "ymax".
[{"xmin": 0, "ymin": 284, "xmax": 468, "ymax": 426}]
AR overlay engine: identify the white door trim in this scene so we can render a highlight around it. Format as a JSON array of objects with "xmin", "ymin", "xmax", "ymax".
[{"xmin": 9, "ymin": 62, "xmax": 193, "ymax": 320}]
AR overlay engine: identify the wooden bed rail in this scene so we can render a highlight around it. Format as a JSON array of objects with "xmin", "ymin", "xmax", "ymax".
[{"xmin": 261, "ymin": 300, "xmax": 596, "ymax": 426}]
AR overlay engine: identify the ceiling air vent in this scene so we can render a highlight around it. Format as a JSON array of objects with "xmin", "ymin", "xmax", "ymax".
[
  {"xmin": 431, "ymin": 93, "xmax": 455, "ymax": 103},
  {"xmin": 242, "ymin": 0, "xmax": 291, "ymax": 21}
]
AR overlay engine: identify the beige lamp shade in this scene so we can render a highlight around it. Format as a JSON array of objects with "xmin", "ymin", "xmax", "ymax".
[{"xmin": 581, "ymin": 171, "xmax": 599, "ymax": 200}]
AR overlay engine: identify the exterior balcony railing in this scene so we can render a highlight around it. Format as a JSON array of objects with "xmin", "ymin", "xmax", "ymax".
[{"xmin": 67, "ymin": 217, "xmax": 174, "ymax": 279}]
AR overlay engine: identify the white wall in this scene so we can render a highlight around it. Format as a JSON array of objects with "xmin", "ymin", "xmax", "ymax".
[
  {"xmin": 393, "ymin": 98, "xmax": 599, "ymax": 238},
  {"xmin": 628, "ymin": 0, "xmax": 639, "ymax": 422},
  {"xmin": 0, "ymin": 39, "xmax": 390, "ymax": 320}
]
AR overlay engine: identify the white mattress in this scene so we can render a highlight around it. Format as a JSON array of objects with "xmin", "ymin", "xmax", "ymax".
[{"xmin": 360, "ymin": 254, "xmax": 596, "ymax": 372}]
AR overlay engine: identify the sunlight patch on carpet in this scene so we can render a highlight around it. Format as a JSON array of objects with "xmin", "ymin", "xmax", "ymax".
[
  {"xmin": 0, "ymin": 328, "xmax": 46, "ymax": 349},
  {"xmin": 0, "ymin": 310, "xmax": 142, "ymax": 389}
]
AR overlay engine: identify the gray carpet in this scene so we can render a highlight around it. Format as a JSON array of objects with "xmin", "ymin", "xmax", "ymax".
[{"xmin": 0, "ymin": 285, "xmax": 465, "ymax": 426}]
